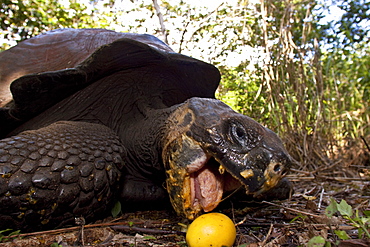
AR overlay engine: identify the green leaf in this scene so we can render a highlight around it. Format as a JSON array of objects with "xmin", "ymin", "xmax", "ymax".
[
  {"xmin": 324, "ymin": 241, "xmax": 332, "ymax": 247},
  {"xmin": 50, "ymin": 243, "xmax": 62, "ymax": 247},
  {"xmin": 0, "ymin": 229, "xmax": 20, "ymax": 242},
  {"xmin": 363, "ymin": 210, "xmax": 370, "ymax": 217},
  {"xmin": 290, "ymin": 213, "xmax": 307, "ymax": 223},
  {"xmin": 359, "ymin": 216, "xmax": 370, "ymax": 225},
  {"xmin": 307, "ymin": 236, "xmax": 326, "ymax": 247},
  {"xmin": 358, "ymin": 228, "xmax": 364, "ymax": 238},
  {"xmin": 8, "ymin": 230, "xmax": 20, "ymax": 237},
  {"xmin": 325, "ymin": 198, "xmax": 338, "ymax": 217},
  {"xmin": 337, "ymin": 200, "xmax": 353, "ymax": 217},
  {"xmin": 144, "ymin": 235, "xmax": 156, "ymax": 240},
  {"xmin": 0, "ymin": 229, "xmax": 13, "ymax": 234},
  {"xmin": 334, "ymin": 230, "xmax": 350, "ymax": 240},
  {"xmin": 111, "ymin": 201, "xmax": 121, "ymax": 218}
]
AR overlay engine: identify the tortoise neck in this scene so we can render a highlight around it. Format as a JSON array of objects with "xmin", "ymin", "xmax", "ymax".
[{"xmin": 115, "ymin": 102, "xmax": 180, "ymax": 180}]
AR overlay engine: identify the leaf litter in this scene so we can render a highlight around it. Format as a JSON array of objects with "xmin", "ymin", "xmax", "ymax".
[{"xmin": 1, "ymin": 137, "xmax": 369, "ymax": 246}]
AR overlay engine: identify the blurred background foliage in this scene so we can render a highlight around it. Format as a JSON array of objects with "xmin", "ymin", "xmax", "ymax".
[{"xmin": 0, "ymin": 0, "xmax": 369, "ymax": 172}]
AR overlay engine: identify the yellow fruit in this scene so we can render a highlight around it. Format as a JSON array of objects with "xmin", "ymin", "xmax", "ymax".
[{"xmin": 186, "ymin": 212, "xmax": 236, "ymax": 247}]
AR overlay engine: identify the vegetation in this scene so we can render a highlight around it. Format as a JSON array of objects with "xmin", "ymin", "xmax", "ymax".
[
  {"xmin": 0, "ymin": 0, "xmax": 369, "ymax": 245},
  {"xmin": 308, "ymin": 198, "xmax": 370, "ymax": 246},
  {"xmin": 2, "ymin": 0, "xmax": 367, "ymax": 170}
]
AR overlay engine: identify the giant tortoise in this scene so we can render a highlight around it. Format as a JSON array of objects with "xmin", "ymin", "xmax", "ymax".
[{"xmin": 0, "ymin": 28, "xmax": 292, "ymax": 231}]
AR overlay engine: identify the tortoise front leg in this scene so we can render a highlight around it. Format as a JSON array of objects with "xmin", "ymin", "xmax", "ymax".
[{"xmin": 0, "ymin": 121, "xmax": 125, "ymax": 231}]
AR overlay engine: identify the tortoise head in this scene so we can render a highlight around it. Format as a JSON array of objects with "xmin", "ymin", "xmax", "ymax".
[{"xmin": 162, "ymin": 97, "xmax": 292, "ymax": 219}]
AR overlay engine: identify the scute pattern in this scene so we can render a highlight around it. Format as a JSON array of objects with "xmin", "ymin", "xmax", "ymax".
[{"xmin": 0, "ymin": 121, "xmax": 125, "ymax": 231}]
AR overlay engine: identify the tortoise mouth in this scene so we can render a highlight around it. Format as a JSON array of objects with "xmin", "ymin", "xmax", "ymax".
[
  {"xmin": 163, "ymin": 134, "xmax": 286, "ymax": 219},
  {"xmin": 187, "ymin": 156, "xmax": 241, "ymax": 213},
  {"xmin": 163, "ymin": 135, "xmax": 243, "ymax": 219}
]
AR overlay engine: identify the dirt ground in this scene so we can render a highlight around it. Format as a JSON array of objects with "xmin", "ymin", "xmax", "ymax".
[
  {"xmin": 1, "ymin": 178, "xmax": 369, "ymax": 246},
  {"xmin": 1, "ymin": 152, "xmax": 369, "ymax": 247}
]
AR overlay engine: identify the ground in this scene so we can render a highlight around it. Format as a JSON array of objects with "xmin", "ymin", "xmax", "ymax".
[{"xmin": 1, "ymin": 150, "xmax": 369, "ymax": 246}]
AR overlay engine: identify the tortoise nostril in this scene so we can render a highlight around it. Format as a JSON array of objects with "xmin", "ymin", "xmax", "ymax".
[{"xmin": 273, "ymin": 164, "xmax": 281, "ymax": 173}]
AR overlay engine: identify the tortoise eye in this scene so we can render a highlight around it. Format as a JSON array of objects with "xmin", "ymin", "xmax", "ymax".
[
  {"xmin": 235, "ymin": 126, "xmax": 246, "ymax": 139},
  {"xmin": 227, "ymin": 121, "xmax": 260, "ymax": 152},
  {"xmin": 230, "ymin": 122, "xmax": 247, "ymax": 145}
]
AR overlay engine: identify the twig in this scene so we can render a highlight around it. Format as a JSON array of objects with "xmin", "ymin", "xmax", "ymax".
[
  {"xmin": 250, "ymin": 232, "xmax": 261, "ymax": 242},
  {"xmin": 262, "ymin": 201, "xmax": 320, "ymax": 218},
  {"xmin": 353, "ymin": 199, "xmax": 370, "ymax": 211},
  {"xmin": 110, "ymin": 225, "xmax": 185, "ymax": 235},
  {"xmin": 237, "ymin": 222, "xmax": 355, "ymax": 231},
  {"xmin": 318, "ymin": 187, "xmax": 325, "ymax": 209},
  {"xmin": 260, "ymin": 223, "xmax": 273, "ymax": 246},
  {"xmin": 289, "ymin": 169, "xmax": 312, "ymax": 175},
  {"xmin": 220, "ymin": 186, "xmax": 243, "ymax": 203},
  {"xmin": 287, "ymin": 176, "xmax": 369, "ymax": 182},
  {"xmin": 178, "ymin": 21, "xmax": 190, "ymax": 53},
  {"xmin": 304, "ymin": 185, "xmax": 318, "ymax": 195},
  {"xmin": 235, "ymin": 216, "xmax": 248, "ymax": 226},
  {"xmin": 361, "ymin": 136, "xmax": 370, "ymax": 152},
  {"xmin": 9, "ymin": 221, "xmax": 175, "ymax": 239},
  {"xmin": 315, "ymin": 159, "xmax": 342, "ymax": 173},
  {"xmin": 12, "ymin": 226, "xmax": 82, "ymax": 238},
  {"xmin": 264, "ymin": 231, "xmax": 289, "ymax": 247},
  {"xmin": 187, "ymin": 3, "xmax": 224, "ymax": 44},
  {"xmin": 75, "ymin": 217, "xmax": 86, "ymax": 246},
  {"xmin": 80, "ymin": 225, "xmax": 85, "ymax": 246},
  {"xmin": 152, "ymin": 0, "xmax": 168, "ymax": 44}
]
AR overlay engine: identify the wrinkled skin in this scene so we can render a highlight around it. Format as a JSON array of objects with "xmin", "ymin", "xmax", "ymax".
[
  {"xmin": 162, "ymin": 98, "xmax": 291, "ymax": 219},
  {"xmin": 0, "ymin": 29, "xmax": 292, "ymax": 231}
]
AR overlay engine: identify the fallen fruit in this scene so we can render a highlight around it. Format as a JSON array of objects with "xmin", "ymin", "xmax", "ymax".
[{"xmin": 186, "ymin": 212, "xmax": 236, "ymax": 247}]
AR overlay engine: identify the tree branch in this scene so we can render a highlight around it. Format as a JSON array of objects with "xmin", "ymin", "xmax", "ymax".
[{"xmin": 152, "ymin": 0, "xmax": 168, "ymax": 44}]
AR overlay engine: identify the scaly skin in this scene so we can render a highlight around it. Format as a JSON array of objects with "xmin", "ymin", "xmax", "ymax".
[
  {"xmin": 162, "ymin": 98, "xmax": 292, "ymax": 219},
  {"xmin": 0, "ymin": 31, "xmax": 293, "ymax": 231},
  {"xmin": 0, "ymin": 121, "xmax": 125, "ymax": 231}
]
